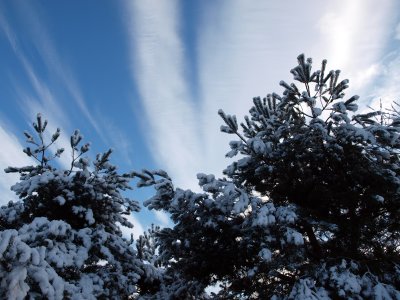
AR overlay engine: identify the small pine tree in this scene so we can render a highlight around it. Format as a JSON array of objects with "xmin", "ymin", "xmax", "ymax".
[
  {"xmin": 136, "ymin": 224, "xmax": 164, "ymax": 296},
  {"xmin": 137, "ymin": 55, "xmax": 400, "ymax": 299},
  {"xmin": 0, "ymin": 114, "xmax": 147, "ymax": 299}
]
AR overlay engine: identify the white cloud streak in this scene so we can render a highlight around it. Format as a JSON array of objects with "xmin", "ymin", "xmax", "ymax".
[
  {"xmin": 119, "ymin": 213, "xmax": 145, "ymax": 240},
  {"xmin": 0, "ymin": 9, "xmax": 72, "ymax": 169},
  {"xmin": 153, "ymin": 211, "xmax": 171, "ymax": 228},
  {"xmin": 0, "ymin": 9, "xmax": 72, "ymax": 200},
  {"xmin": 0, "ymin": 2, "xmax": 147, "ymax": 233},
  {"xmin": 125, "ymin": 0, "xmax": 202, "ymax": 188},
  {"xmin": 1, "ymin": 1, "xmax": 132, "ymax": 156},
  {"xmin": 122, "ymin": 0, "xmax": 398, "ymax": 197},
  {"xmin": 314, "ymin": 0, "xmax": 398, "ymax": 96},
  {"xmin": 365, "ymin": 50, "xmax": 400, "ymax": 111},
  {"xmin": 15, "ymin": 2, "xmax": 104, "ymax": 139},
  {"xmin": 196, "ymin": 2, "xmax": 315, "ymax": 178},
  {"xmin": 313, "ymin": 0, "xmax": 400, "ymax": 112},
  {"xmin": 1, "ymin": 3, "xmax": 133, "ymax": 168},
  {"xmin": 125, "ymin": 0, "xmax": 398, "ymax": 191},
  {"xmin": 0, "ymin": 124, "xmax": 34, "ymax": 205},
  {"xmin": 197, "ymin": 0, "xmax": 398, "ymax": 178}
]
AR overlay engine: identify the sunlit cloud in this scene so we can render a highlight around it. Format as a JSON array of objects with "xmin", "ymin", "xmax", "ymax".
[
  {"xmin": 119, "ymin": 213, "xmax": 145, "ymax": 240},
  {"xmin": 153, "ymin": 211, "xmax": 171, "ymax": 228},
  {"xmin": 124, "ymin": 0, "xmax": 399, "ymax": 192},
  {"xmin": 366, "ymin": 50, "xmax": 400, "ymax": 111},
  {"xmin": 196, "ymin": 0, "xmax": 396, "ymax": 179},
  {"xmin": 315, "ymin": 0, "xmax": 398, "ymax": 97},
  {"xmin": 0, "ymin": 123, "xmax": 34, "ymax": 205}
]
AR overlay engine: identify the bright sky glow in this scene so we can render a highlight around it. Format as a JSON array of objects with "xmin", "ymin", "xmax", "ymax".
[{"xmin": 1, "ymin": 0, "xmax": 400, "ymax": 235}]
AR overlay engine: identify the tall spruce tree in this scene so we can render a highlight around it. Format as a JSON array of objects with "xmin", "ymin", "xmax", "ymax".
[
  {"xmin": 137, "ymin": 55, "xmax": 400, "ymax": 299},
  {"xmin": 0, "ymin": 114, "xmax": 149, "ymax": 299}
]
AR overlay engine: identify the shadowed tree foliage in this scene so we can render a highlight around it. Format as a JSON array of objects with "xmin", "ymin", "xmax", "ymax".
[
  {"xmin": 1, "ymin": 54, "xmax": 399, "ymax": 299},
  {"xmin": 0, "ymin": 115, "xmax": 152, "ymax": 299},
  {"xmin": 136, "ymin": 55, "xmax": 400, "ymax": 299}
]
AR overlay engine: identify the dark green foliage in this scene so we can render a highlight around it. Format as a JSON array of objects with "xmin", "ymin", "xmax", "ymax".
[
  {"xmin": 138, "ymin": 55, "xmax": 400, "ymax": 299},
  {"xmin": 0, "ymin": 115, "xmax": 145, "ymax": 298}
]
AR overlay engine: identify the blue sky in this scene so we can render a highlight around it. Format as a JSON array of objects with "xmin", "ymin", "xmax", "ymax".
[{"xmin": 1, "ymin": 0, "xmax": 400, "ymax": 237}]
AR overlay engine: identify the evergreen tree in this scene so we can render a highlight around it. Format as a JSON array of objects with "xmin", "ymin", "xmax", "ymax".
[
  {"xmin": 0, "ymin": 114, "xmax": 148, "ymax": 299},
  {"xmin": 137, "ymin": 55, "xmax": 400, "ymax": 299},
  {"xmin": 136, "ymin": 224, "xmax": 163, "ymax": 296}
]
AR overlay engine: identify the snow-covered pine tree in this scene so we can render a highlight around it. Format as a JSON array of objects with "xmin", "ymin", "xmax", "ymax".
[
  {"xmin": 0, "ymin": 114, "xmax": 147, "ymax": 299},
  {"xmin": 136, "ymin": 55, "xmax": 400, "ymax": 299},
  {"xmin": 136, "ymin": 224, "xmax": 163, "ymax": 296},
  {"xmin": 134, "ymin": 170, "xmax": 301, "ymax": 299}
]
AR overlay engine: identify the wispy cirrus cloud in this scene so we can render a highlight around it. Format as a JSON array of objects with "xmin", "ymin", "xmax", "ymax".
[
  {"xmin": 0, "ymin": 8, "xmax": 72, "ymax": 169},
  {"xmin": 14, "ymin": 1, "xmax": 104, "ymax": 139},
  {"xmin": 365, "ymin": 50, "xmax": 400, "ymax": 111},
  {"xmin": 197, "ymin": 0, "xmax": 399, "ymax": 177},
  {"xmin": 315, "ymin": 0, "xmax": 398, "ymax": 97},
  {"xmin": 0, "ymin": 123, "xmax": 34, "ymax": 205},
  {"xmin": 1, "ymin": 2, "xmax": 136, "ymax": 169},
  {"xmin": 119, "ymin": 213, "xmax": 145, "ymax": 240},
  {"xmin": 153, "ymin": 211, "xmax": 171, "ymax": 228},
  {"xmin": 314, "ymin": 0, "xmax": 400, "ymax": 112},
  {"xmin": 0, "ymin": 1, "xmax": 137, "ymax": 190},
  {"xmin": 124, "ymin": 0, "xmax": 202, "ymax": 188},
  {"xmin": 196, "ymin": 1, "xmax": 313, "ymax": 178},
  {"xmin": 124, "ymin": 0, "xmax": 398, "ymax": 192},
  {"xmin": 1, "ymin": 1, "xmax": 134, "ymax": 161}
]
